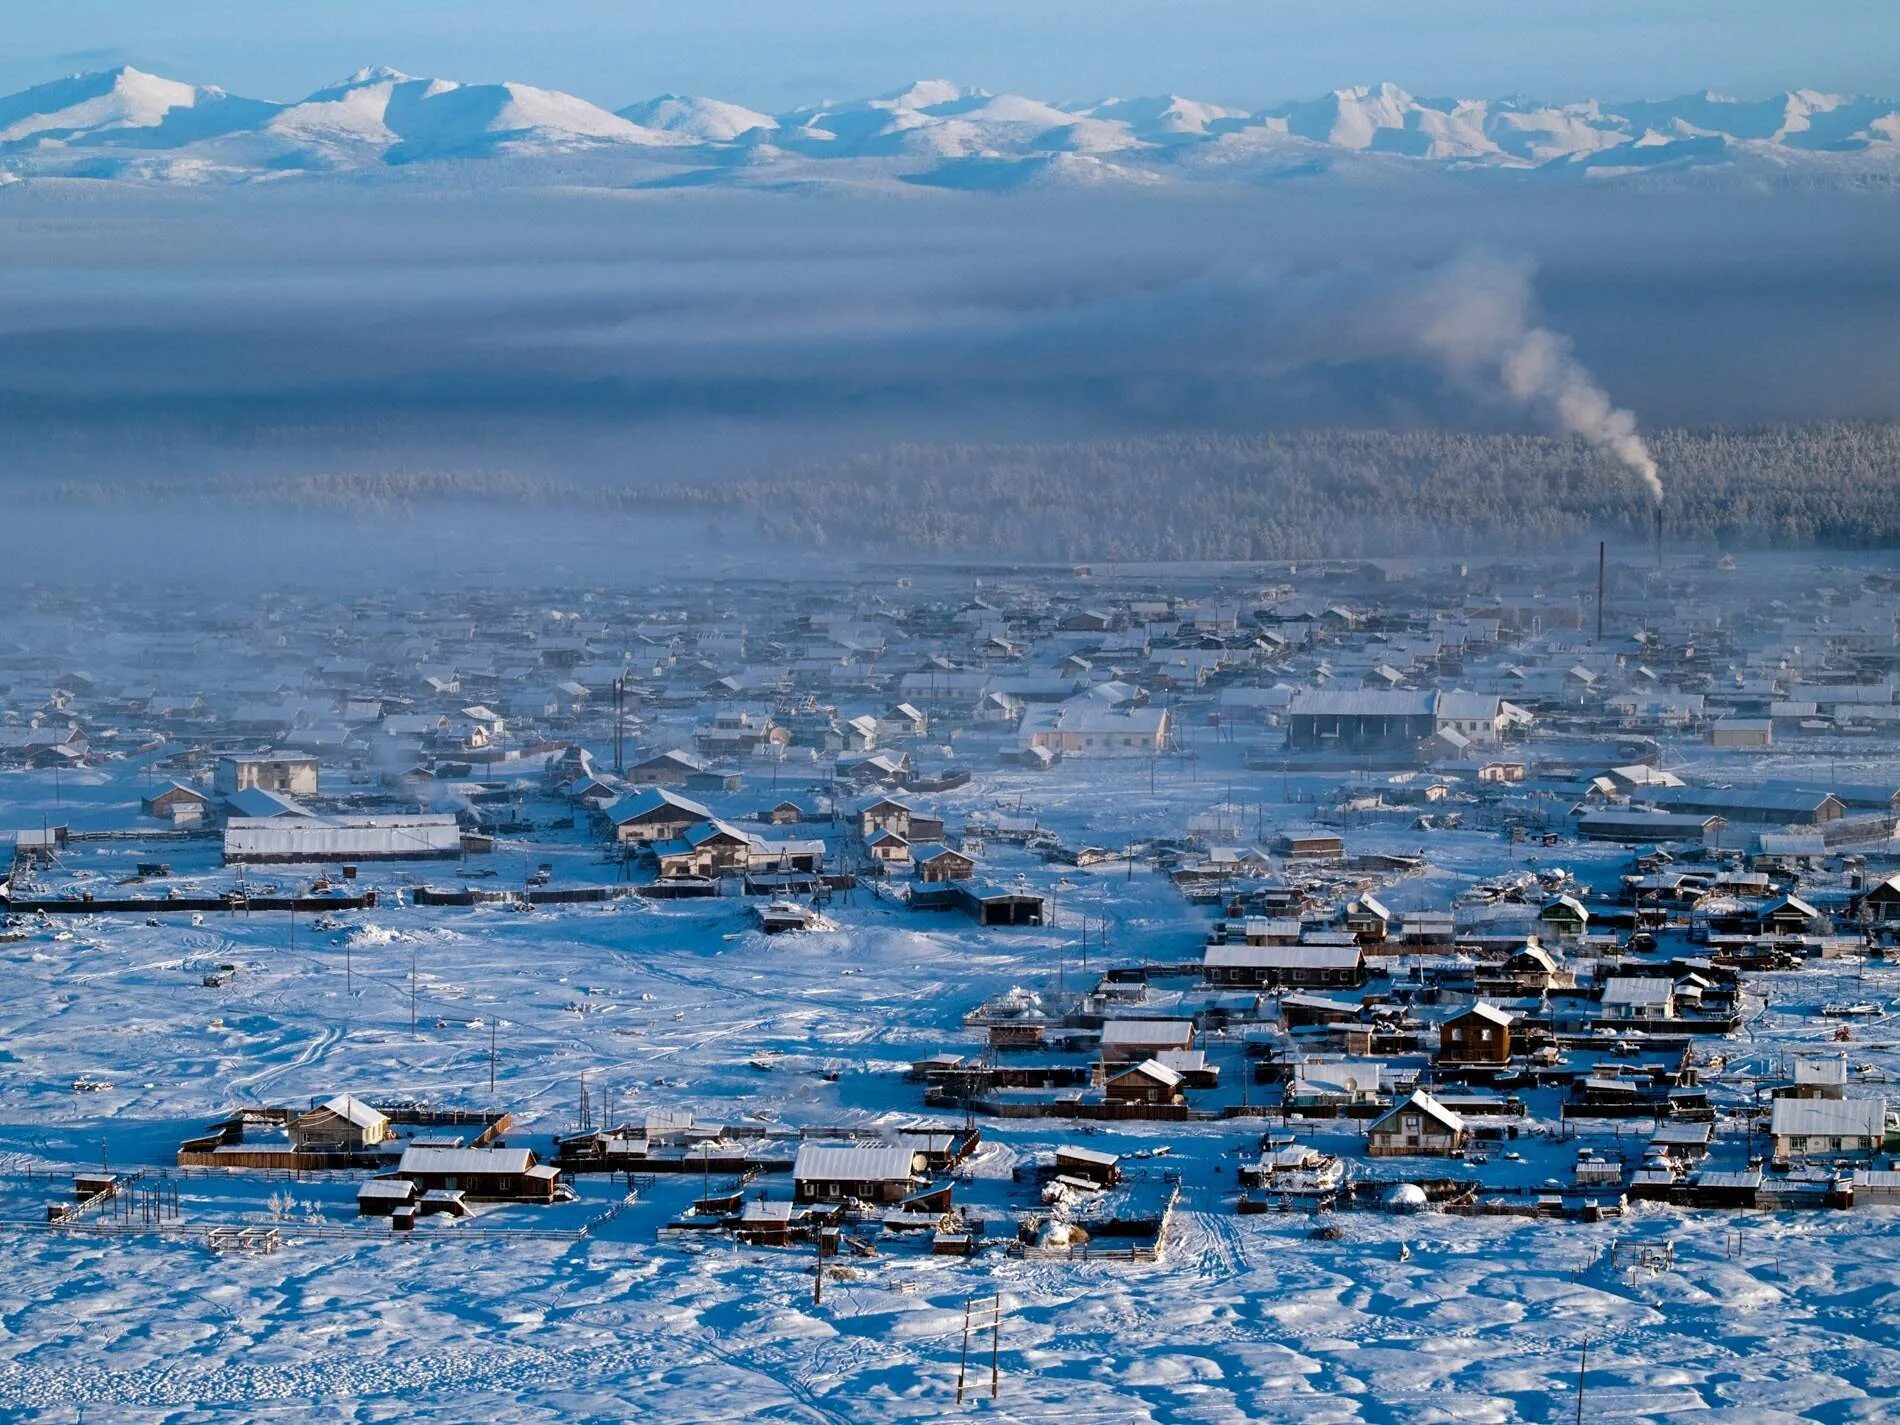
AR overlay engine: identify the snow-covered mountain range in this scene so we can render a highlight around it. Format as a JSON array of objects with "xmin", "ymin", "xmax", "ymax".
[{"xmin": 2, "ymin": 65, "xmax": 1896, "ymax": 191}]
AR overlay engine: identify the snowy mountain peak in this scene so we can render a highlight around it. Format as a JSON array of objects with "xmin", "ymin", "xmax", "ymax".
[
  {"xmin": 881, "ymin": 79, "xmax": 985, "ymax": 111},
  {"xmin": 337, "ymin": 65, "xmax": 418, "ymax": 89},
  {"xmin": 618, "ymin": 93, "xmax": 777, "ymax": 141},
  {"xmin": 1, "ymin": 68, "xmax": 1895, "ymax": 190},
  {"xmin": 0, "ymin": 65, "xmax": 226, "ymax": 147}
]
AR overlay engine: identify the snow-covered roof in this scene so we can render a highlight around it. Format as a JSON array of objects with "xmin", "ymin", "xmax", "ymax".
[
  {"xmin": 608, "ymin": 787, "xmax": 713, "ymax": 824},
  {"xmin": 1600, "ymin": 977, "xmax": 1675, "ymax": 1006},
  {"xmin": 1114, "ymin": 1057, "xmax": 1184, "ymax": 1087},
  {"xmin": 1770, "ymin": 1097, "xmax": 1887, "ymax": 1139},
  {"xmin": 1100, "ymin": 1018, "xmax": 1194, "ymax": 1046},
  {"xmin": 1205, "ymin": 944, "xmax": 1362, "ymax": 971},
  {"xmin": 1452, "ymin": 1002, "xmax": 1515, "ymax": 1028},
  {"xmin": 397, "ymin": 1145, "xmax": 534, "ymax": 1175},
  {"xmin": 357, "ymin": 1179, "xmax": 416, "ymax": 1200},
  {"xmin": 314, "ymin": 1093, "xmax": 387, "ymax": 1129},
  {"xmin": 792, "ymin": 1144, "xmax": 920, "ymax": 1183},
  {"xmin": 1378, "ymin": 1089, "xmax": 1465, "ymax": 1134}
]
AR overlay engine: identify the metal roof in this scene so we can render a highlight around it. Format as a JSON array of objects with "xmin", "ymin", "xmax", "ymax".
[
  {"xmin": 1113, "ymin": 1058, "xmax": 1184, "ymax": 1087},
  {"xmin": 1099, "ymin": 1018, "xmax": 1195, "ymax": 1044},
  {"xmin": 1454, "ymin": 1002, "xmax": 1515, "ymax": 1027},
  {"xmin": 1770, "ymin": 1097, "xmax": 1888, "ymax": 1138},
  {"xmin": 1648, "ymin": 787, "xmax": 1842, "ymax": 815},
  {"xmin": 609, "ymin": 787, "xmax": 713, "ymax": 823},
  {"xmin": 1376, "ymin": 1089, "xmax": 1465, "ymax": 1133},
  {"xmin": 1205, "ymin": 944, "xmax": 1363, "ymax": 970},
  {"xmin": 357, "ymin": 1179, "xmax": 416, "ymax": 1199},
  {"xmin": 312, "ymin": 1094, "xmax": 387, "ymax": 1129},
  {"xmin": 792, "ymin": 1144, "xmax": 921, "ymax": 1183},
  {"xmin": 397, "ymin": 1146, "xmax": 534, "ymax": 1175},
  {"xmin": 1287, "ymin": 690, "xmax": 1435, "ymax": 718},
  {"xmin": 1601, "ymin": 977, "xmax": 1675, "ymax": 1005},
  {"xmin": 224, "ymin": 815, "xmax": 460, "ymax": 861}
]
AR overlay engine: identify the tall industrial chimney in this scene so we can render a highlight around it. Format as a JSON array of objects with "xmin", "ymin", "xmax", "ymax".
[
  {"xmin": 1596, "ymin": 541, "xmax": 1605, "ymax": 641},
  {"xmin": 1654, "ymin": 505, "xmax": 1663, "ymax": 573}
]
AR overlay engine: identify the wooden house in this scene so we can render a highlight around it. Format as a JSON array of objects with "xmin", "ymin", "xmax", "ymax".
[
  {"xmin": 1781, "ymin": 1055, "xmax": 1848, "ymax": 1101},
  {"xmin": 1438, "ymin": 1003, "xmax": 1514, "ymax": 1066},
  {"xmin": 1537, "ymin": 894, "xmax": 1589, "ymax": 941},
  {"xmin": 1367, "ymin": 1090, "xmax": 1467, "ymax": 1158},
  {"xmin": 289, "ymin": 1094, "xmax": 391, "ymax": 1153},
  {"xmin": 626, "ymin": 749, "xmax": 709, "ymax": 787},
  {"xmin": 1105, "ymin": 1058, "xmax": 1185, "ymax": 1106},
  {"xmin": 651, "ymin": 818, "xmax": 754, "ymax": 878},
  {"xmin": 1599, "ymin": 977, "xmax": 1676, "ymax": 1022},
  {"xmin": 1770, "ymin": 1097, "xmax": 1889, "ymax": 1162},
  {"xmin": 141, "ymin": 781, "xmax": 210, "ymax": 822},
  {"xmin": 390, "ymin": 1145, "xmax": 563, "ymax": 1202},
  {"xmin": 866, "ymin": 828, "xmax": 912, "ymax": 869},
  {"xmin": 859, "ymin": 797, "xmax": 944, "ymax": 845},
  {"xmin": 912, "ymin": 843, "xmax": 976, "ymax": 883},
  {"xmin": 607, "ymin": 787, "xmax": 714, "ymax": 844},
  {"xmin": 878, "ymin": 703, "xmax": 930, "ymax": 740},
  {"xmin": 1098, "ymin": 1019, "xmax": 1194, "ymax": 1063},
  {"xmin": 215, "ymin": 754, "xmax": 319, "ymax": 798},
  {"xmin": 1202, "ymin": 942, "xmax": 1365, "ymax": 989},
  {"xmin": 1755, "ymin": 894, "xmax": 1821, "ymax": 936},
  {"xmin": 1854, "ymin": 873, "xmax": 1900, "ymax": 927},
  {"xmin": 1287, "ymin": 1059, "xmax": 1390, "ymax": 1112},
  {"xmin": 1341, "ymin": 895, "xmax": 1391, "ymax": 944},
  {"xmin": 357, "ymin": 1179, "xmax": 418, "ymax": 1217},
  {"xmin": 1276, "ymin": 832, "xmax": 1345, "ymax": 861},
  {"xmin": 792, "ymin": 1144, "xmax": 924, "ymax": 1204}
]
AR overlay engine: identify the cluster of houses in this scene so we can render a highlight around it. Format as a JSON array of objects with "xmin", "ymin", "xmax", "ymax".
[
  {"xmin": 3, "ymin": 557, "xmax": 1895, "ymax": 878},
  {"xmin": 172, "ymin": 1092, "xmax": 572, "ymax": 1224},
  {"xmin": 5, "ymin": 556, "xmax": 1900, "ymax": 1236}
]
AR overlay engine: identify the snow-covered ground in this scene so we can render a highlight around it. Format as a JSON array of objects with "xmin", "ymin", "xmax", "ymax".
[
  {"xmin": 3, "ymin": 637, "xmax": 1900, "ymax": 1419},
  {"xmin": 3, "ymin": 729, "xmax": 1900, "ymax": 1421}
]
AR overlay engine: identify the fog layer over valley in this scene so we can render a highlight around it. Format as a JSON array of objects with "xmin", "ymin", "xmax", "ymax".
[{"xmin": 3, "ymin": 181, "xmax": 1899, "ymax": 569}]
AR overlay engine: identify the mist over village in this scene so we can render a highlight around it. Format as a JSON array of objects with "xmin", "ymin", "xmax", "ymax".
[{"xmin": 3, "ymin": 2, "xmax": 1900, "ymax": 1421}]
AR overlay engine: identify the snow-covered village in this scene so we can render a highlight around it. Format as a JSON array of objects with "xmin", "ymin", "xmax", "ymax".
[
  {"xmin": 2, "ymin": 547, "xmax": 1900, "ymax": 1417},
  {"xmin": 6, "ymin": 1, "xmax": 1900, "ymax": 1418}
]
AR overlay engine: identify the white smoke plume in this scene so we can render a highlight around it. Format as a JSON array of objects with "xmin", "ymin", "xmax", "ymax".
[{"xmin": 1403, "ymin": 251, "xmax": 1663, "ymax": 504}]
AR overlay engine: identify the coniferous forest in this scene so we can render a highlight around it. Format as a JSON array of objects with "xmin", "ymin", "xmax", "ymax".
[{"xmin": 33, "ymin": 422, "xmax": 1900, "ymax": 562}]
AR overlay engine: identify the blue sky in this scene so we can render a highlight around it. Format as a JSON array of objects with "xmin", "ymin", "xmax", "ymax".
[{"xmin": 8, "ymin": 0, "xmax": 1897, "ymax": 108}]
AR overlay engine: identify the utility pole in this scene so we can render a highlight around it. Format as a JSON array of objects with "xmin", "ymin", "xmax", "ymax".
[
  {"xmin": 956, "ymin": 1297, "xmax": 972, "ymax": 1404},
  {"xmin": 1575, "ymin": 1337, "xmax": 1588, "ymax": 1425},
  {"xmin": 410, "ymin": 949, "xmax": 418, "ymax": 1037},
  {"xmin": 990, "ymin": 1294, "xmax": 1001, "ymax": 1399},
  {"xmin": 613, "ymin": 676, "xmax": 625, "ymax": 774},
  {"xmin": 489, "ymin": 1017, "xmax": 498, "ymax": 1096}
]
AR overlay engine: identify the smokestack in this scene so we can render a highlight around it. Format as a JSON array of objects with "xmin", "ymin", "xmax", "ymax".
[
  {"xmin": 1654, "ymin": 504, "xmax": 1663, "ymax": 573},
  {"xmin": 1596, "ymin": 540, "xmax": 1605, "ymax": 642}
]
